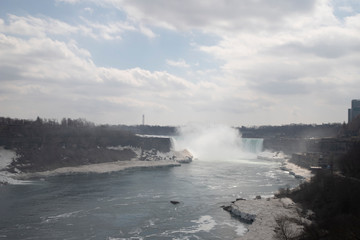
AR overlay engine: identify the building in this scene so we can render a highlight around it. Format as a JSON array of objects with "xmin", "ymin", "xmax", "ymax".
[{"xmin": 348, "ymin": 99, "xmax": 360, "ymax": 123}]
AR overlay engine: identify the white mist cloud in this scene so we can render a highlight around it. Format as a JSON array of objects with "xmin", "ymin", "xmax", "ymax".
[{"xmin": 174, "ymin": 124, "xmax": 258, "ymax": 161}]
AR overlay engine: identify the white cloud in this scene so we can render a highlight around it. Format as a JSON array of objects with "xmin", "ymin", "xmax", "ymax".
[
  {"xmin": 83, "ymin": 7, "xmax": 94, "ymax": 14},
  {"xmin": 0, "ymin": 30, "xmax": 203, "ymax": 124},
  {"xmin": 166, "ymin": 59, "xmax": 190, "ymax": 68},
  {"xmin": 58, "ymin": 0, "xmax": 317, "ymax": 34},
  {"xmin": 0, "ymin": 14, "xmax": 154, "ymax": 41},
  {"xmin": 1, "ymin": 0, "xmax": 360, "ymax": 125},
  {"xmin": 0, "ymin": 14, "xmax": 78, "ymax": 37}
]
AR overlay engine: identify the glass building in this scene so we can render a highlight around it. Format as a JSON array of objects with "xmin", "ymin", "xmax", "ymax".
[{"xmin": 348, "ymin": 99, "xmax": 360, "ymax": 123}]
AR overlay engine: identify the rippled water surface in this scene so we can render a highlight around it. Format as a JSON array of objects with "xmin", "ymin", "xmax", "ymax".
[{"xmin": 0, "ymin": 158, "xmax": 301, "ymax": 239}]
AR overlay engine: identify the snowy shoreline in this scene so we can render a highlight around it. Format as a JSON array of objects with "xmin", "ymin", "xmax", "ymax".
[
  {"xmin": 224, "ymin": 197, "xmax": 311, "ymax": 240},
  {"xmin": 258, "ymin": 151, "xmax": 313, "ymax": 181},
  {"xmin": 14, "ymin": 159, "xmax": 182, "ymax": 180},
  {"xmin": 224, "ymin": 152, "xmax": 314, "ymax": 239},
  {"xmin": 282, "ymin": 159, "xmax": 313, "ymax": 181},
  {"xmin": 0, "ymin": 147, "xmax": 193, "ymax": 183}
]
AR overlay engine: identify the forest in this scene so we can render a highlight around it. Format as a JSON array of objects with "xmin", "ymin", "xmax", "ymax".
[{"xmin": 0, "ymin": 117, "xmax": 171, "ymax": 173}]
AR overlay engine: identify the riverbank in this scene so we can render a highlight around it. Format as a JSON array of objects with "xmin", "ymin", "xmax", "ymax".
[
  {"xmin": 282, "ymin": 159, "xmax": 313, "ymax": 181},
  {"xmin": 1, "ymin": 147, "xmax": 193, "ymax": 183},
  {"xmin": 224, "ymin": 197, "xmax": 311, "ymax": 240},
  {"xmin": 15, "ymin": 159, "xmax": 182, "ymax": 179},
  {"xmin": 257, "ymin": 151, "xmax": 313, "ymax": 181},
  {"xmin": 220, "ymin": 152, "xmax": 314, "ymax": 239}
]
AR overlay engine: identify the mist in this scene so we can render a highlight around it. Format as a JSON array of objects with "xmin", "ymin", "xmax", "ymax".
[{"xmin": 174, "ymin": 124, "xmax": 261, "ymax": 161}]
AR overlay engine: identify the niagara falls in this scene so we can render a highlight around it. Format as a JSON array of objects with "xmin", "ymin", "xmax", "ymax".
[{"xmin": 1, "ymin": 1, "xmax": 360, "ymax": 238}]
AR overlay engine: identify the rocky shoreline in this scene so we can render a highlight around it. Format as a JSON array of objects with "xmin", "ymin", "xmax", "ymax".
[
  {"xmin": 0, "ymin": 147, "xmax": 193, "ymax": 183},
  {"xmin": 220, "ymin": 153, "xmax": 314, "ymax": 240},
  {"xmin": 14, "ymin": 159, "xmax": 182, "ymax": 180},
  {"xmin": 223, "ymin": 197, "xmax": 312, "ymax": 240}
]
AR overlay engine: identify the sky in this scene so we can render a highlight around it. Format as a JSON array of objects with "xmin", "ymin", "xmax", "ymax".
[{"xmin": 0, "ymin": 0, "xmax": 359, "ymax": 126}]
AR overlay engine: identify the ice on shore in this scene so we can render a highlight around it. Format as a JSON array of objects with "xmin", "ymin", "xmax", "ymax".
[
  {"xmin": 0, "ymin": 147, "xmax": 16, "ymax": 170},
  {"xmin": 282, "ymin": 160, "xmax": 313, "ymax": 181},
  {"xmin": 225, "ymin": 198, "xmax": 309, "ymax": 240},
  {"xmin": 16, "ymin": 160, "xmax": 182, "ymax": 179},
  {"xmin": 1, "ymin": 145, "xmax": 193, "ymax": 182},
  {"xmin": 257, "ymin": 151, "xmax": 313, "ymax": 181},
  {"xmin": 0, "ymin": 147, "xmax": 30, "ymax": 184}
]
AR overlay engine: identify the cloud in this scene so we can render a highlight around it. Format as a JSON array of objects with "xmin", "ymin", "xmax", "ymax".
[
  {"xmin": 0, "ymin": 14, "xmax": 154, "ymax": 41},
  {"xmin": 0, "ymin": 29, "xmax": 201, "ymax": 124},
  {"xmin": 58, "ymin": 0, "xmax": 317, "ymax": 34},
  {"xmin": 0, "ymin": 14, "xmax": 79, "ymax": 37},
  {"xmin": 1, "ymin": 0, "xmax": 360, "ymax": 125},
  {"xmin": 83, "ymin": 7, "xmax": 94, "ymax": 14},
  {"xmin": 166, "ymin": 59, "xmax": 190, "ymax": 68}
]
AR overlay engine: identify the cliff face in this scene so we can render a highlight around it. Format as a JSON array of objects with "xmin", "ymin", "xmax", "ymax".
[
  {"xmin": 263, "ymin": 137, "xmax": 357, "ymax": 155},
  {"xmin": 263, "ymin": 138, "xmax": 307, "ymax": 154},
  {"xmin": 139, "ymin": 137, "xmax": 171, "ymax": 153}
]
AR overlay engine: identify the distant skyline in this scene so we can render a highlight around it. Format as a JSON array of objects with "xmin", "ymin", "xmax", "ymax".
[{"xmin": 1, "ymin": 0, "xmax": 359, "ymax": 126}]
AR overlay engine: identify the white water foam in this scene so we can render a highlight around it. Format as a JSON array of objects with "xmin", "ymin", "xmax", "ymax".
[
  {"xmin": 171, "ymin": 215, "xmax": 217, "ymax": 234},
  {"xmin": 41, "ymin": 210, "xmax": 82, "ymax": 223}
]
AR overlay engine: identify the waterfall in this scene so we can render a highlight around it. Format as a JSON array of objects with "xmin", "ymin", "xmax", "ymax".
[
  {"xmin": 169, "ymin": 136, "xmax": 177, "ymax": 150},
  {"xmin": 241, "ymin": 138, "xmax": 264, "ymax": 154}
]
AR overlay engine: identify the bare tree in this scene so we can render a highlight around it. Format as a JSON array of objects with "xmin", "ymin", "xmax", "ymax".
[{"xmin": 274, "ymin": 215, "xmax": 303, "ymax": 240}]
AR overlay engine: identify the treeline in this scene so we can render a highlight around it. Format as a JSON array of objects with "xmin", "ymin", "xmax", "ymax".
[
  {"xmin": 239, "ymin": 123, "xmax": 342, "ymax": 139},
  {"xmin": 276, "ymin": 118, "xmax": 360, "ymax": 239},
  {"xmin": 340, "ymin": 114, "xmax": 360, "ymax": 137},
  {"xmin": 281, "ymin": 171, "xmax": 360, "ymax": 239},
  {"xmin": 276, "ymin": 144, "xmax": 360, "ymax": 239},
  {"xmin": 0, "ymin": 117, "xmax": 139, "ymax": 149},
  {"xmin": 116, "ymin": 125, "xmax": 177, "ymax": 136},
  {"xmin": 0, "ymin": 116, "xmax": 95, "ymax": 128}
]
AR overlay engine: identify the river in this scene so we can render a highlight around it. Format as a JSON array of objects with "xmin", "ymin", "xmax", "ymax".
[{"xmin": 0, "ymin": 151, "xmax": 301, "ymax": 240}]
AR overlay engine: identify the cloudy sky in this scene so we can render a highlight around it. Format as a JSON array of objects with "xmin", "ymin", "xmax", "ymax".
[{"xmin": 0, "ymin": 0, "xmax": 359, "ymax": 126}]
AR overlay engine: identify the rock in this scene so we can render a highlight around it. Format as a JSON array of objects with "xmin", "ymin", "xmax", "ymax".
[
  {"xmin": 222, "ymin": 204, "xmax": 256, "ymax": 223},
  {"xmin": 170, "ymin": 200, "xmax": 180, "ymax": 205},
  {"xmin": 173, "ymin": 149, "xmax": 193, "ymax": 163},
  {"xmin": 222, "ymin": 205, "xmax": 232, "ymax": 212},
  {"xmin": 255, "ymin": 195, "xmax": 261, "ymax": 200},
  {"xmin": 223, "ymin": 198, "xmax": 309, "ymax": 240},
  {"xmin": 280, "ymin": 198, "xmax": 295, "ymax": 208},
  {"xmin": 236, "ymin": 198, "xmax": 246, "ymax": 201}
]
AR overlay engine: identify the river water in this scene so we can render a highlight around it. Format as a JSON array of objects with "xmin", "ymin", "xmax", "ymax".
[{"xmin": 0, "ymin": 149, "xmax": 301, "ymax": 240}]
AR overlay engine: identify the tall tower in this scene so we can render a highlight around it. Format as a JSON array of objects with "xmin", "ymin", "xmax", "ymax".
[
  {"xmin": 142, "ymin": 114, "xmax": 145, "ymax": 125},
  {"xmin": 348, "ymin": 99, "xmax": 360, "ymax": 123}
]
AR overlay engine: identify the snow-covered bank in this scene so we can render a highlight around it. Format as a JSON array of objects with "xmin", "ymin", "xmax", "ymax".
[
  {"xmin": 16, "ymin": 159, "xmax": 181, "ymax": 179},
  {"xmin": 257, "ymin": 151, "xmax": 313, "ymax": 181},
  {"xmin": 221, "ymin": 151, "xmax": 314, "ymax": 239},
  {"xmin": 15, "ymin": 148, "xmax": 192, "ymax": 180},
  {"xmin": 281, "ymin": 159, "xmax": 313, "ymax": 181},
  {"xmin": 224, "ymin": 197, "xmax": 311, "ymax": 240},
  {"xmin": 0, "ymin": 142, "xmax": 193, "ymax": 180},
  {"xmin": 0, "ymin": 147, "xmax": 16, "ymax": 170},
  {"xmin": 0, "ymin": 147, "xmax": 31, "ymax": 184},
  {"xmin": 1, "ymin": 145, "xmax": 193, "ymax": 182}
]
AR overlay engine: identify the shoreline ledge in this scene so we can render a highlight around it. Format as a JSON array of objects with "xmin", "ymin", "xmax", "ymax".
[
  {"xmin": 14, "ymin": 159, "xmax": 181, "ymax": 180},
  {"xmin": 223, "ymin": 197, "xmax": 311, "ymax": 240},
  {"xmin": 1, "ymin": 147, "xmax": 193, "ymax": 182}
]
